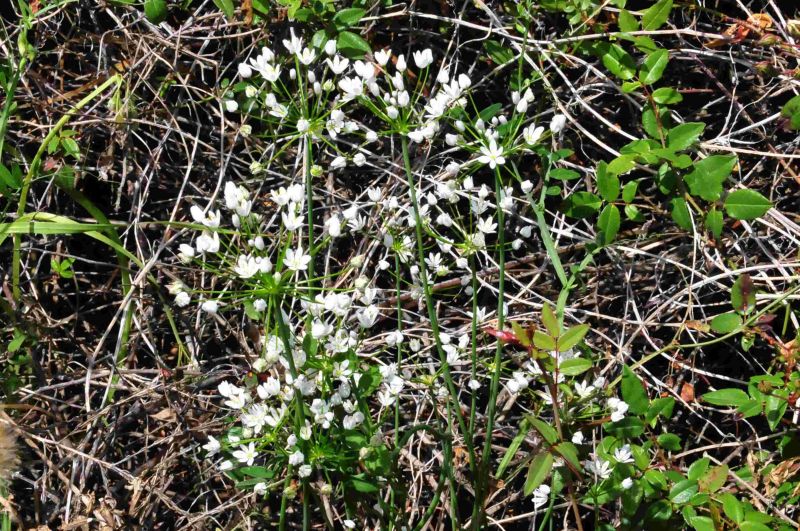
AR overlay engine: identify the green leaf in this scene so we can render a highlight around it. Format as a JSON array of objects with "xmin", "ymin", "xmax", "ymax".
[
  {"xmin": 554, "ymin": 442, "xmax": 582, "ymax": 471},
  {"xmin": 484, "ymin": 40, "xmax": 515, "ymax": 65},
  {"xmin": 739, "ymin": 522, "xmax": 772, "ymax": 531},
  {"xmin": 144, "ymin": 0, "xmax": 168, "ymax": 23},
  {"xmin": 645, "ymin": 397, "xmax": 675, "ymax": 427},
  {"xmin": 549, "ymin": 168, "xmax": 581, "ymax": 180},
  {"xmin": 702, "ymin": 388, "xmax": 749, "ymax": 407},
  {"xmin": 642, "ymin": 0, "xmax": 673, "ymax": 30},
  {"xmin": 497, "ymin": 419, "xmax": 529, "ymax": 477},
  {"xmin": 705, "ymin": 208, "xmax": 723, "ymax": 239},
  {"xmin": 780, "ymin": 94, "xmax": 800, "ymax": 130},
  {"xmin": 688, "ymin": 516, "xmax": 714, "ymax": 531},
  {"xmin": 559, "ymin": 357, "xmax": 592, "ymax": 376},
  {"xmin": 596, "ymin": 161, "xmax": 620, "ymax": 202},
  {"xmin": 212, "ymin": 0, "xmax": 234, "ymax": 18},
  {"xmin": 652, "ymin": 87, "xmax": 683, "ymax": 105},
  {"xmin": 710, "ymin": 312, "xmax": 742, "ymax": 334},
  {"xmin": 597, "ymin": 204, "xmax": 621, "ymax": 245},
  {"xmin": 622, "ymin": 181, "xmax": 638, "ymax": 203},
  {"xmin": 719, "ymin": 492, "xmax": 744, "ymax": 523},
  {"xmin": 618, "ymin": 9, "xmax": 639, "ymax": 32},
  {"xmin": 684, "ymin": 155, "xmax": 737, "ymax": 201},
  {"xmin": 669, "ymin": 479, "xmax": 698, "ymax": 504},
  {"xmin": 621, "ymin": 365, "xmax": 649, "ymax": 414},
  {"xmin": 657, "ymin": 433, "xmax": 681, "ymax": 451},
  {"xmin": 349, "ymin": 477, "xmax": 380, "ymax": 493},
  {"xmin": 562, "ymin": 192, "xmax": 602, "ymax": 218},
  {"xmin": 524, "ymin": 452, "xmax": 554, "ymax": 495},
  {"xmin": 687, "ymin": 458, "xmax": 710, "ymax": 481},
  {"xmin": 765, "ymin": 394, "xmax": 787, "ymax": 431},
  {"xmin": 337, "ymin": 31, "xmax": 371, "ymax": 58},
  {"xmin": 533, "ymin": 330, "xmax": 556, "ymax": 351},
  {"xmin": 333, "ymin": 7, "xmax": 366, "ymax": 28},
  {"xmin": 541, "ymin": 304, "xmax": 560, "ymax": 336},
  {"xmin": 640, "ymin": 49, "xmax": 669, "ymax": 85},
  {"xmin": 511, "ymin": 321, "xmax": 531, "ymax": 347},
  {"xmin": 598, "ymin": 42, "xmax": 637, "ymax": 80},
  {"xmin": 558, "ymin": 324, "xmax": 590, "ymax": 351},
  {"xmin": 607, "ymin": 154, "xmax": 636, "ymax": 176},
  {"xmin": 698, "ymin": 464, "xmax": 728, "ymax": 493},
  {"xmin": 527, "ymin": 416, "xmax": 559, "ymax": 445},
  {"xmin": 724, "ymin": 189, "xmax": 771, "ymax": 220},
  {"xmin": 669, "ymin": 197, "xmax": 692, "ymax": 230},
  {"xmin": 667, "ymin": 122, "xmax": 705, "ymax": 151}
]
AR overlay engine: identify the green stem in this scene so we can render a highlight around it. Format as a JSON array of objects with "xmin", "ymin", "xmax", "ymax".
[
  {"xmin": 473, "ymin": 167, "xmax": 506, "ymax": 529},
  {"xmin": 13, "ymin": 74, "xmax": 122, "ymax": 301},
  {"xmin": 399, "ymin": 136, "xmax": 476, "ymax": 475}
]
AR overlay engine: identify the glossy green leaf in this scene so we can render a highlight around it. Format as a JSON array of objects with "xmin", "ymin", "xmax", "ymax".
[
  {"xmin": 724, "ymin": 189, "xmax": 771, "ymax": 220},
  {"xmin": 688, "ymin": 516, "xmax": 714, "ymax": 531},
  {"xmin": 559, "ymin": 357, "xmax": 592, "ymax": 376},
  {"xmin": 652, "ymin": 86, "xmax": 683, "ymax": 104},
  {"xmin": 710, "ymin": 312, "xmax": 742, "ymax": 334},
  {"xmin": 684, "ymin": 155, "xmax": 737, "ymax": 201},
  {"xmin": 669, "ymin": 197, "xmax": 692, "ymax": 230},
  {"xmin": 524, "ymin": 452, "xmax": 554, "ymax": 495},
  {"xmin": 718, "ymin": 492, "xmax": 744, "ymax": 523},
  {"xmin": 212, "ymin": 0, "xmax": 234, "ymax": 18},
  {"xmin": 702, "ymin": 388, "xmax": 749, "ymax": 407},
  {"xmin": 596, "ymin": 161, "xmax": 620, "ymax": 202},
  {"xmin": 667, "ymin": 122, "xmax": 705, "ymax": 151},
  {"xmin": 705, "ymin": 208, "xmax": 723, "ymax": 239},
  {"xmin": 144, "ymin": 0, "xmax": 168, "ymax": 23},
  {"xmin": 669, "ymin": 479, "xmax": 698, "ymax": 504},
  {"xmin": 597, "ymin": 204, "xmax": 621, "ymax": 245},
  {"xmin": 640, "ymin": 49, "xmax": 669, "ymax": 85},
  {"xmin": 642, "ymin": 0, "xmax": 673, "ymax": 30},
  {"xmin": 333, "ymin": 7, "xmax": 366, "ymax": 28},
  {"xmin": 622, "ymin": 365, "xmax": 649, "ymax": 414},
  {"xmin": 618, "ymin": 9, "xmax": 639, "ymax": 32},
  {"xmin": 599, "ymin": 43, "xmax": 637, "ymax": 80},
  {"xmin": 698, "ymin": 464, "xmax": 728, "ymax": 493},
  {"xmin": 337, "ymin": 31, "xmax": 371, "ymax": 58},
  {"xmin": 687, "ymin": 457, "xmax": 710, "ymax": 481}
]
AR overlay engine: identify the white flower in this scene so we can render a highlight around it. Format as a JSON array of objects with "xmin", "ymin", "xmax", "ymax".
[
  {"xmin": 298, "ymin": 47, "xmax": 316, "ymax": 65},
  {"xmin": 203, "ymin": 435, "xmax": 221, "ymax": 455},
  {"xmin": 284, "ymin": 247, "xmax": 312, "ymax": 271},
  {"xmin": 338, "ymin": 77, "xmax": 363, "ymax": 101},
  {"xmin": 413, "ymin": 48, "xmax": 433, "ymax": 69},
  {"xmin": 190, "ymin": 206, "xmax": 221, "ymax": 229},
  {"xmin": 608, "ymin": 397, "xmax": 629, "ymax": 422},
  {"xmin": 219, "ymin": 460, "xmax": 233, "ymax": 471},
  {"xmin": 468, "ymin": 379, "xmax": 481, "ymax": 390},
  {"xmin": 532, "ymin": 484, "xmax": 550, "ymax": 509},
  {"xmin": 477, "ymin": 216, "xmax": 497, "ymax": 234},
  {"xmin": 330, "ymin": 156, "xmax": 347, "ymax": 170},
  {"xmin": 374, "ymin": 48, "xmax": 391, "ymax": 66},
  {"xmin": 327, "ymin": 55, "xmax": 349, "ymax": 74},
  {"xmin": 586, "ymin": 457, "xmax": 612, "ymax": 480},
  {"xmin": 298, "ymin": 464, "xmax": 312, "ymax": 478},
  {"xmin": 396, "ymin": 54, "xmax": 406, "ymax": 72},
  {"xmin": 550, "ymin": 113, "xmax": 567, "ymax": 134},
  {"xmin": 357, "ymin": 305, "xmax": 380, "ymax": 328},
  {"xmin": 288, "ymin": 449, "xmax": 305, "ymax": 466},
  {"xmin": 621, "ymin": 477, "xmax": 634, "ymax": 490},
  {"xmin": 238, "ymin": 63, "xmax": 253, "ymax": 78},
  {"xmin": 613, "ymin": 444, "xmax": 634, "ymax": 464},
  {"xmin": 201, "ymin": 300, "xmax": 219, "ymax": 314},
  {"xmin": 344, "ymin": 520, "xmax": 356, "ymax": 529},
  {"xmin": 281, "ymin": 209, "xmax": 304, "ymax": 232},
  {"xmin": 224, "ymin": 100, "xmax": 238, "ymax": 112},
  {"xmin": 177, "ymin": 243, "xmax": 195, "ymax": 263},
  {"xmin": 353, "ymin": 153, "xmax": 366, "ymax": 166},
  {"xmin": 234, "ymin": 255, "xmax": 260, "ymax": 278},
  {"xmin": 232, "ymin": 442, "xmax": 258, "ymax": 466},
  {"xmin": 477, "ymin": 139, "xmax": 506, "ymax": 169},
  {"xmin": 174, "ymin": 291, "xmax": 190, "ymax": 307},
  {"xmin": 324, "ymin": 39, "xmax": 337, "ymax": 56},
  {"xmin": 296, "ymin": 118, "xmax": 310, "ymax": 133},
  {"xmin": 523, "ymin": 124, "xmax": 545, "ymax": 146},
  {"xmin": 283, "ymin": 29, "xmax": 303, "ymax": 55},
  {"xmin": 343, "ymin": 411, "xmax": 365, "ymax": 430},
  {"xmin": 571, "ymin": 431, "xmax": 584, "ymax": 445},
  {"xmin": 254, "ymin": 482, "xmax": 267, "ymax": 495}
]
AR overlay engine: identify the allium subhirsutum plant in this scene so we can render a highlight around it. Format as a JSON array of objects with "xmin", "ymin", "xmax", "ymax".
[{"xmin": 173, "ymin": 28, "xmax": 644, "ymax": 529}]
